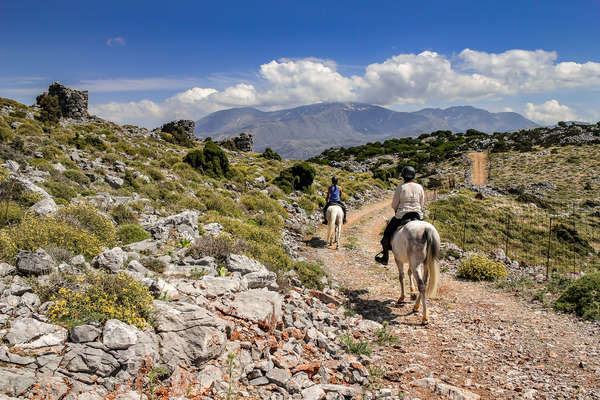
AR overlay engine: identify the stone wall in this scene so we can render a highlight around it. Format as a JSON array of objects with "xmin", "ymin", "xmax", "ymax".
[
  {"xmin": 47, "ymin": 82, "xmax": 88, "ymax": 119},
  {"xmin": 216, "ymin": 132, "xmax": 254, "ymax": 152}
]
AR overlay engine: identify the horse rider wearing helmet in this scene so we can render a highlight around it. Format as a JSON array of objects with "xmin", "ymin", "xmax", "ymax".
[
  {"xmin": 375, "ymin": 166, "xmax": 424, "ymax": 265},
  {"xmin": 323, "ymin": 176, "xmax": 347, "ymax": 224}
]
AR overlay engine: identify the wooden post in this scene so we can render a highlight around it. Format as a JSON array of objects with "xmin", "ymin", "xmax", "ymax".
[{"xmin": 546, "ymin": 216, "xmax": 553, "ymax": 280}]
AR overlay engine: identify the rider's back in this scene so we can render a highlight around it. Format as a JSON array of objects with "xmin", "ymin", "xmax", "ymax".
[{"xmin": 392, "ymin": 182, "xmax": 424, "ymax": 219}]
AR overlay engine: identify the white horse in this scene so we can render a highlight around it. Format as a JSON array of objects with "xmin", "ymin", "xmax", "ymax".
[
  {"xmin": 391, "ymin": 220, "xmax": 440, "ymax": 324},
  {"xmin": 326, "ymin": 205, "xmax": 344, "ymax": 249}
]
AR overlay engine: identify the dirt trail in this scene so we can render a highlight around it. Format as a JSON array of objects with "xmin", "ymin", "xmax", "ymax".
[
  {"xmin": 301, "ymin": 197, "xmax": 600, "ymax": 399},
  {"xmin": 469, "ymin": 152, "xmax": 488, "ymax": 185}
]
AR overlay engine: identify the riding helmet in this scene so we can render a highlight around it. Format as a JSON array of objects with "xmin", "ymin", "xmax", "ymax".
[
  {"xmin": 401, "ymin": 166, "xmax": 416, "ymax": 180},
  {"xmin": 331, "ymin": 176, "xmax": 338, "ymax": 185}
]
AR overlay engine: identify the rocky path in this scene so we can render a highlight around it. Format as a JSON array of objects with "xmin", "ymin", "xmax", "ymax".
[
  {"xmin": 300, "ymin": 197, "xmax": 600, "ymax": 399},
  {"xmin": 469, "ymin": 152, "xmax": 489, "ymax": 185}
]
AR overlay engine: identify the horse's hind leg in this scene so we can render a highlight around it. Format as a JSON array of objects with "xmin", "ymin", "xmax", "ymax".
[
  {"xmin": 396, "ymin": 261, "xmax": 405, "ymax": 303},
  {"xmin": 411, "ymin": 263, "xmax": 429, "ymax": 324},
  {"xmin": 408, "ymin": 269, "xmax": 417, "ymax": 300},
  {"xmin": 336, "ymin": 223, "xmax": 342, "ymax": 250}
]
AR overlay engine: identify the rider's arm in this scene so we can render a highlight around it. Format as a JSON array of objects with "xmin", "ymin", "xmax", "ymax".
[
  {"xmin": 391, "ymin": 185, "xmax": 401, "ymax": 212},
  {"xmin": 326, "ymin": 186, "xmax": 331, "ymax": 202},
  {"xmin": 419, "ymin": 186, "xmax": 425, "ymax": 210}
]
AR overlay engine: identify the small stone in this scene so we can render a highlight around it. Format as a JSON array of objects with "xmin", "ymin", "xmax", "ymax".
[{"xmin": 102, "ymin": 319, "xmax": 138, "ymax": 350}]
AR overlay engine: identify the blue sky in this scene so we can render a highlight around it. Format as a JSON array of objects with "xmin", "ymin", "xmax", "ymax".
[{"xmin": 1, "ymin": 0, "xmax": 599, "ymax": 127}]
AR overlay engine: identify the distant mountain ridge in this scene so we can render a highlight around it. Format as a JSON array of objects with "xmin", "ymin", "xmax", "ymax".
[{"xmin": 195, "ymin": 103, "xmax": 538, "ymax": 159}]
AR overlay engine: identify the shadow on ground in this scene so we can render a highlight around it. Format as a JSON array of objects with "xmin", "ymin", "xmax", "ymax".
[
  {"xmin": 343, "ymin": 288, "xmax": 403, "ymax": 324},
  {"xmin": 305, "ymin": 236, "xmax": 328, "ymax": 248}
]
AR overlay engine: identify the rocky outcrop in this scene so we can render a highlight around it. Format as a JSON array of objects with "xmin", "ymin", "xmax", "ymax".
[
  {"xmin": 156, "ymin": 119, "xmax": 195, "ymax": 137},
  {"xmin": 46, "ymin": 82, "xmax": 88, "ymax": 119},
  {"xmin": 216, "ymin": 132, "xmax": 254, "ymax": 152}
]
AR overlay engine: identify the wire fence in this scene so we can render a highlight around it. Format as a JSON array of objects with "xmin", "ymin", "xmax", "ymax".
[{"xmin": 427, "ymin": 192, "xmax": 600, "ymax": 279}]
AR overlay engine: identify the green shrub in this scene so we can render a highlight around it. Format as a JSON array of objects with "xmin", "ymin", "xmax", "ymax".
[
  {"xmin": 47, "ymin": 271, "xmax": 154, "ymax": 329},
  {"xmin": 147, "ymin": 168, "xmax": 165, "ymax": 182},
  {"xmin": 183, "ymin": 140, "xmax": 230, "ymax": 178},
  {"xmin": 64, "ymin": 169, "xmax": 90, "ymax": 186},
  {"xmin": 457, "ymin": 254, "xmax": 507, "ymax": 281},
  {"xmin": 187, "ymin": 234, "xmax": 247, "ymax": 263},
  {"xmin": 0, "ymin": 119, "xmax": 14, "ymax": 142},
  {"xmin": 160, "ymin": 126, "xmax": 195, "ymax": 148},
  {"xmin": 293, "ymin": 261, "xmax": 326, "ymax": 290},
  {"xmin": 0, "ymin": 215, "xmax": 104, "ymax": 261},
  {"xmin": 141, "ymin": 257, "xmax": 167, "ymax": 274},
  {"xmin": 241, "ymin": 191, "xmax": 286, "ymax": 217},
  {"xmin": 197, "ymin": 190, "xmax": 242, "ymax": 217},
  {"xmin": 117, "ymin": 224, "xmax": 151, "ymax": 244},
  {"xmin": 36, "ymin": 93, "xmax": 61, "ymax": 124},
  {"xmin": 0, "ymin": 204, "xmax": 24, "ymax": 226},
  {"xmin": 273, "ymin": 162, "xmax": 316, "ymax": 193},
  {"xmin": 110, "ymin": 204, "xmax": 137, "ymax": 225},
  {"xmin": 260, "ymin": 147, "xmax": 281, "ymax": 161},
  {"xmin": 43, "ymin": 180, "xmax": 77, "ymax": 202},
  {"xmin": 554, "ymin": 272, "xmax": 600, "ymax": 320},
  {"xmin": 57, "ymin": 203, "xmax": 117, "ymax": 247},
  {"xmin": 339, "ymin": 332, "xmax": 371, "ymax": 355}
]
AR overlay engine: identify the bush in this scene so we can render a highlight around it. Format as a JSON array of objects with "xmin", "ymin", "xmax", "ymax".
[
  {"xmin": 64, "ymin": 169, "xmax": 91, "ymax": 186},
  {"xmin": 111, "ymin": 204, "xmax": 137, "ymax": 225},
  {"xmin": 0, "ymin": 119, "xmax": 14, "ymax": 142},
  {"xmin": 36, "ymin": 93, "xmax": 61, "ymax": 124},
  {"xmin": 57, "ymin": 203, "xmax": 117, "ymax": 247},
  {"xmin": 117, "ymin": 224, "xmax": 151, "ymax": 244},
  {"xmin": 187, "ymin": 235, "xmax": 247, "ymax": 263},
  {"xmin": 260, "ymin": 147, "xmax": 281, "ymax": 161},
  {"xmin": 183, "ymin": 140, "xmax": 230, "ymax": 178},
  {"xmin": 554, "ymin": 272, "xmax": 600, "ymax": 320},
  {"xmin": 273, "ymin": 162, "xmax": 315, "ymax": 193},
  {"xmin": 47, "ymin": 271, "xmax": 154, "ymax": 329},
  {"xmin": 0, "ymin": 204, "xmax": 24, "ymax": 226},
  {"xmin": 160, "ymin": 126, "xmax": 195, "ymax": 148},
  {"xmin": 141, "ymin": 257, "xmax": 167, "ymax": 274},
  {"xmin": 457, "ymin": 254, "xmax": 507, "ymax": 281},
  {"xmin": 293, "ymin": 261, "xmax": 326, "ymax": 290},
  {"xmin": 43, "ymin": 180, "xmax": 77, "ymax": 203},
  {"xmin": 0, "ymin": 215, "xmax": 104, "ymax": 261}
]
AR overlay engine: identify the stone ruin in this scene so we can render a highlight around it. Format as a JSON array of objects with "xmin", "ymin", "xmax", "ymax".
[
  {"xmin": 216, "ymin": 132, "xmax": 254, "ymax": 152},
  {"xmin": 39, "ymin": 82, "xmax": 89, "ymax": 119},
  {"xmin": 156, "ymin": 119, "xmax": 196, "ymax": 138}
]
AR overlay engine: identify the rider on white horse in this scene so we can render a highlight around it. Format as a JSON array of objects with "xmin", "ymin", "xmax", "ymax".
[
  {"xmin": 322, "ymin": 176, "xmax": 347, "ymax": 225},
  {"xmin": 375, "ymin": 166, "xmax": 425, "ymax": 265}
]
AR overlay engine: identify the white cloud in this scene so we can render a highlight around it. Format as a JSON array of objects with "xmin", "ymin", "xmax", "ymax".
[
  {"xmin": 87, "ymin": 49, "xmax": 600, "ymax": 127},
  {"xmin": 524, "ymin": 99, "xmax": 578, "ymax": 125},
  {"xmin": 106, "ymin": 37, "xmax": 126, "ymax": 47}
]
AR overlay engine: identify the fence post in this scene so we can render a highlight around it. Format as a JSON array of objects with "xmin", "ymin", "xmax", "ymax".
[{"xmin": 546, "ymin": 216, "xmax": 553, "ymax": 280}]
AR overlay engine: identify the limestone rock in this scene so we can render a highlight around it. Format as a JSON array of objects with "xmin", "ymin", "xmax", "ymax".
[
  {"xmin": 143, "ymin": 210, "xmax": 201, "ymax": 241},
  {"xmin": 29, "ymin": 197, "xmax": 58, "ymax": 215},
  {"xmin": 227, "ymin": 254, "xmax": 269, "ymax": 275},
  {"xmin": 0, "ymin": 262, "xmax": 16, "ymax": 276},
  {"xmin": 413, "ymin": 377, "xmax": 480, "ymax": 400},
  {"xmin": 216, "ymin": 288, "xmax": 282, "ymax": 331},
  {"xmin": 0, "ymin": 366, "xmax": 37, "ymax": 396},
  {"xmin": 70, "ymin": 325, "xmax": 101, "ymax": 343},
  {"xmin": 45, "ymin": 82, "xmax": 88, "ymax": 119},
  {"xmin": 92, "ymin": 247, "xmax": 125, "ymax": 272},
  {"xmin": 157, "ymin": 120, "xmax": 195, "ymax": 138},
  {"xmin": 105, "ymin": 175, "xmax": 124, "ymax": 189},
  {"xmin": 216, "ymin": 132, "xmax": 254, "ymax": 152},
  {"xmin": 102, "ymin": 319, "xmax": 138, "ymax": 350},
  {"xmin": 6, "ymin": 317, "xmax": 68, "ymax": 350},
  {"xmin": 62, "ymin": 343, "xmax": 120, "ymax": 377},
  {"xmin": 16, "ymin": 248, "xmax": 54, "ymax": 275},
  {"xmin": 153, "ymin": 301, "xmax": 232, "ymax": 367}
]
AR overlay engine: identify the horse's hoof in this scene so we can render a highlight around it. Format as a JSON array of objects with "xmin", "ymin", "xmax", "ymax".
[
  {"xmin": 413, "ymin": 305, "xmax": 420, "ymax": 313},
  {"xmin": 397, "ymin": 296, "xmax": 405, "ymax": 304},
  {"xmin": 410, "ymin": 293, "xmax": 417, "ymax": 300},
  {"xmin": 421, "ymin": 317, "xmax": 429, "ymax": 325}
]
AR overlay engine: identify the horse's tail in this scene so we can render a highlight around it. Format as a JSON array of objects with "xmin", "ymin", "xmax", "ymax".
[{"xmin": 424, "ymin": 224, "xmax": 441, "ymax": 298}]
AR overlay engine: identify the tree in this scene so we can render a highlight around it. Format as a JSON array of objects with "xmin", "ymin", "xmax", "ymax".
[
  {"xmin": 273, "ymin": 162, "xmax": 315, "ymax": 193},
  {"xmin": 260, "ymin": 147, "xmax": 281, "ymax": 161},
  {"xmin": 36, "ymin": 93, "xmax": 61, "ymax": 124},
  {"xmin": 183, "ymin": 140, "xmax": 230, "ymax": 178}
]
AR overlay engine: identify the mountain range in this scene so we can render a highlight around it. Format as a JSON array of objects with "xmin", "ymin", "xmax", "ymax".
[{"xmin": 195, "ymin": 103, "xmax": 538, "ymax": 159}]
